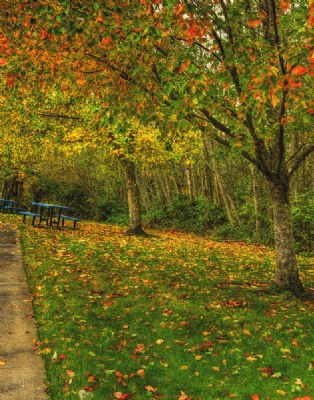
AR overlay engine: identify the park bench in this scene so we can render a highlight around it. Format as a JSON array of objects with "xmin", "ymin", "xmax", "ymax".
[
  {"xmin": 60, "ymin": 215, "xmax": 81, "ymax": 229},
  {"xmin": 19, "ymin": 211, "xmax": 41, "ymax": 226}
]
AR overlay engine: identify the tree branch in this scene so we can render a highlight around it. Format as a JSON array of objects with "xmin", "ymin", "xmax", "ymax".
[{"xmin": 288, "ymin": 144, "xmax": 314, "ymax": 180}]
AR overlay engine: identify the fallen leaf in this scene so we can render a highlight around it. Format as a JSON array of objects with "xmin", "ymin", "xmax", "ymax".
[
  {"xmin": 145, "ymin": 385, "xmax": 157, "ymax": 393},
  {"xmin": 136, "ymin": 369, "xmax": 145, "ymax": 377},
  {"xmin": 113, "ymin": 393, "xmax": 131, "ymax": 399},
  {"xmin": 178, "ymin": 390, "xmax": 192, "ymax": 400},
  {"xmin": 251, "ymin": 395, "xmax": 260, "ymax": 400},
  {"xmin": 87, "ymin": 375, "xmax": 97, "ymax": 382}
]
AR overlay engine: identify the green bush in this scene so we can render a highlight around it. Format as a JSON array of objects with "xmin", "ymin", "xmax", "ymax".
[
  {"xmin": 144, "ymin": 195, "xmax": 227, "ymax": 232},
  {"xmin": 292, "ymin": 192, "xmax": 314, "ymax": 254}
]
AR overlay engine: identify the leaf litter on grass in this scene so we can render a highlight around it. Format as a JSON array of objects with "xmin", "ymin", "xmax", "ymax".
[{"xmin": 18, "ymin": 221, "xmax": 313, "ymax": 400}]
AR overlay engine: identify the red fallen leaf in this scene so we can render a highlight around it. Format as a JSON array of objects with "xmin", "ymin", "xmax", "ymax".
[
  {"xmin": 83, "ymin": 386, "xmax": 95, "ymax": 392},
  {"xmin": 114, "ymin": 393, "xmax": 131, "ymax": 399},
  {"xmin": 59, "ymin": 354, "xmax": 67, "ymax": 360},
  {"xmin": 293, "ymin": 397, "xmax": 312, "ymax": 400},
  {"xmin": 102, "ymin": 37, "xmax": 112, "ymax": 45},
  {"xmin": 259, "ymin": 367, "xmax": 275, "ymax": 376},
  {"xmin": 66, "ymin": 370, "xmax": 75, "ymax": 377},
  {"xmin": 116, "ymin": 370, "xmax": 127, "ymax": 387},
  {"xmin": 251, "ymin": 395, "xmax": 260, "ymax": 400},
  {"xmin": 200, "ymin": 340, "xmax": 214, "ymax": 351},
  {"xmin": 145, "ymin": 385, "xmax": 157, "ymax": 393}
]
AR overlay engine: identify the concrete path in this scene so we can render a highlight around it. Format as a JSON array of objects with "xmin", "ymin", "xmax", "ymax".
[{"xmin": 0, "ymin": 223, "xmax": 49, "ymax": 399}]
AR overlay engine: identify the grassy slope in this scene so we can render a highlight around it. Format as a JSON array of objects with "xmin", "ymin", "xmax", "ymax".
[{"xmin": 15, "ymin": 220, "xmax": 314, "ymax": 400}]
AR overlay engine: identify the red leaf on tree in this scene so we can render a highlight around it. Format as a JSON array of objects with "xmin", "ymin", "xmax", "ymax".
[
  {"xmin": 280, "ymin": 0, "xmax": 290, "ymax": 13},
  {"xmin": 174, "ymin": 4, "xmax": 185, "ymax": 15},
  {"xmin": 179, "ymin": 61, "xmax": 190, "ymax": 74},
  {"xmin": 248, "ymin": 19, "xmax": 262, "ymax": 27},
  {"xmin": 291, "ymin": 66, "xmax": 308, "ymax": 76}
]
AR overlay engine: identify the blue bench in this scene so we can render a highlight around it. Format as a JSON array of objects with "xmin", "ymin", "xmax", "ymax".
[
  {"xmin": 20, "ymin": 211, "xmax": 41, "ymax": 226},
  {"xmin": 60, "ymin": 215, "xmax": 81, "ymax": 229}
]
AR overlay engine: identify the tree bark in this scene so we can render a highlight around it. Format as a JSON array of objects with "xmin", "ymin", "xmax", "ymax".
[
  {"xmin": 123, "ymin": 159, "xmax": 146, "ymax": 236},
  {"xmin": 270, "ymin": 184, "xmax": 305, "ymax": 295}
]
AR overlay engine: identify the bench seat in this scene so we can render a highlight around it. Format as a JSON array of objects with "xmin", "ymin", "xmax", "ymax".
[
  {"xmin": 20, "ymin": 211, "xmax": 41, "ymax": 226},
  {"xmin": 60, "ymin": 215, "xmax": 81, "ymax": 229}
]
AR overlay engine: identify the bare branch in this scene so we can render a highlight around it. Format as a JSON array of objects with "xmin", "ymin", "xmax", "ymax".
[{"xmin": 288, "ymin": 144, "xmax": 314, "ymax": 180}]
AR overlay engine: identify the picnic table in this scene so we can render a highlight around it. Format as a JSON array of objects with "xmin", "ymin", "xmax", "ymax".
[
  {"xmin": 0, "ymin": 198, "xmax": 25, "ymax": 214},
  {"xmin": 20, "ymin": 202, "xmax": 80, "ymax": 229},
  {"xmin": 31, "ymin": 202, "xmax": 71, "ymax": 227}
]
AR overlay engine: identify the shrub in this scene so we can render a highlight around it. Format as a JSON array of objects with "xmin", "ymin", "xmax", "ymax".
[
  {"xmin": 292, "ymin": 192, "xmax": 314, "ymax": 254},
  {"xmin": 144, "ymin": 195, "xmax": 227, "ymax": 232}
]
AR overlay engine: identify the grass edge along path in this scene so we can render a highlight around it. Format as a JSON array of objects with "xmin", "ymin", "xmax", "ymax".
[{"xmin": 16, "ymin": 220, "xmax": 314, "ymax": 400}]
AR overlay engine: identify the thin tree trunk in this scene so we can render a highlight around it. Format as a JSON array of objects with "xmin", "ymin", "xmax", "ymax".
[
  {"xmin": 123, "ymin": 159, "xmax": 146, "ymax": 236},
  {"xmin": 250, "ymin": 165, "xmax": 263, "ymax": 239},
  {"xmin": 184, "ymin": 159, "xmax": 193, "ymax": 201},
  {"xmin": 270, "ymin": 184, "xmax": 305, "ymax": 295}
]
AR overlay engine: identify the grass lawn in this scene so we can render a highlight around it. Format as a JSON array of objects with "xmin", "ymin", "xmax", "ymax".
[{"xmin": 8, "ymin": 217, "xmax": 314, "ymax": 399}]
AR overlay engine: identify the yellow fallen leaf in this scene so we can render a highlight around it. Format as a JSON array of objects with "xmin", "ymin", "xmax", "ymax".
[
  {"xmin": 180, "ymin": 365, "xmax": 189, "ymax": 370},
  {"xmin": 213, "ymin": 366, "xmax": 220, "ymax": 371},
  {"xmin": 195, "ymin": 356, "xmax": 202, "ymax": 360},
  {"xmin": 276, "ymin": 390, "xmax": 286, "ymax": 395}
]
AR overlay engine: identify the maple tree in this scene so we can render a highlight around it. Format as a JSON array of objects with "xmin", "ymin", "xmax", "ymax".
[{"xmin": 1, "ymin": 0, "xmax": 313, "ymax": 295}]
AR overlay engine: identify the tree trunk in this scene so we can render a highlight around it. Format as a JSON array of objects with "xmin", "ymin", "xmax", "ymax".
[
  {"xmin": 270, "ymin": 184, "xmax": 305, "ymax": 295},
  {"xmin": 124, "ymin": 159, "xmax": 146, "ymax": 236},
  {"xmin": 250, "ymin": 165, "xmax": 263, "ymax": 239}
]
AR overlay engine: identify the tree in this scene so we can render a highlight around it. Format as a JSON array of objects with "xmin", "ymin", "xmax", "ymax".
[{"xmin": 2, "ymin": 0, "xmax": 313, "ymax": 295}]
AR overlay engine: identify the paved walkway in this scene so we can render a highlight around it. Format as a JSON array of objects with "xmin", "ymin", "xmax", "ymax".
[{"xmin": 0, "ymin": 223, "xmax": 49, "ymax": 399}]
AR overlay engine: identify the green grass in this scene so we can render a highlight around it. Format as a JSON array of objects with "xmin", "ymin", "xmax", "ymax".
[{"xmin": 6, "ymin": 217, "xmax": 314, "ymax": 399}]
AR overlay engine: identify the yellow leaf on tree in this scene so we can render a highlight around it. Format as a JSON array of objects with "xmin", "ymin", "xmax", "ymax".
[{"xmin": 271, "ymin": 94, "xmax": 280, "ymax": 108}]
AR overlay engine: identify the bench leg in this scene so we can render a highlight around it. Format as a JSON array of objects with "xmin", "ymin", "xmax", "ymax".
[
  {"xmin": 23, "ymin": 215, "xmax": 26, "ymax": 224},
  {"xmin": 32, "ymin": 216, "xmax": 36, "ymax": 226}
]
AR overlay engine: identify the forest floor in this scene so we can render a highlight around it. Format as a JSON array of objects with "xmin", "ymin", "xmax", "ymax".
[{"xmin": 1, "ymin": 215, "xmax": 313, "ymax": 400}]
